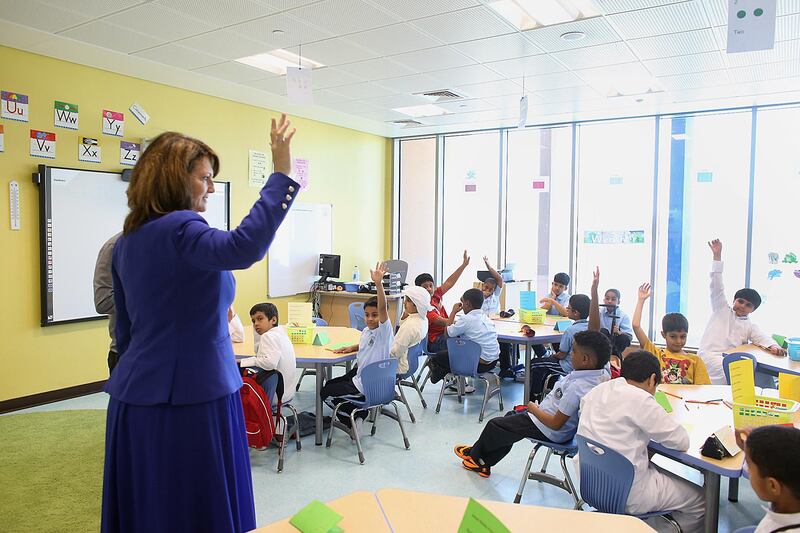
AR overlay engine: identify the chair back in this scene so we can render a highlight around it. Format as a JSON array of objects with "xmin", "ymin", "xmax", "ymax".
[
  {"xmin": 312, "ymin": 317, "xmax": 328, "ymax": 327},
  {"xmin": 348, "ymin": 302, "xmax": 367, "ymax": 331},
  {"xmin": 360, "ymin": 358, "xmax": 399, "ymax": 407},
  {"xmin": 575, "ymin": 435, "xmax": 635, "ymax": 515},
  {"xmin": 723, "ymin": 352, "xmax": 757, "ymax": 385},
  {"xmin": 446, "ymin": 338, "xmax": 482, "ymax": 378},
  {"xmin": 399, "ymin": 342, "xmax": 424, "ymax": 378},
  {"xmin": 384, "ymin": 259, "xmax": 409, "ymax": 284}
]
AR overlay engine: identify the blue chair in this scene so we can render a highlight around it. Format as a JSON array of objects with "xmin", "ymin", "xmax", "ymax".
[
  {"xmin": 732, "ymin": 527, "xmax": 756, "ymax": 533},
  {"xmin": 257, "ymin": 373, "xmax": 301, "ymax": 473},
  {"xmin": 514, "ymin": 438, "xmax": 582, "ymax": 509},
  {"xmin": 312, "ymin": 317, "xmax": 328, "ymax": 326},
  {"xmin": 348, "ymin": 302, "xmax": 366, "ymax": 331},
  {"xmin": 576, "ymin": 435, "xmax": 681, "ymax": 531},
  {"xmin": 326, "ymin": 358, "xmax": 410, "ymax": 464},
  {"xmin": 396, "ymin": 342, "xmax": 427, "ymax": 423},
  {"xmin": 435, "ymin": 338, "xmax": 503, "ymax": 422},
  {"xmin": 723, "ymin": 351, "xmax": 774, "ymax": 388}
]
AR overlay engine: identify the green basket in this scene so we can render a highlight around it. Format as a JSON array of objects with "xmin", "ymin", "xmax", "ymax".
[
  {"xmin": 286, "ymin": 326, "xmax": 315, "ymax": 345},
  {"xmin": 732, "ymin": 395, "xmax": 799, "ymax": 428}
]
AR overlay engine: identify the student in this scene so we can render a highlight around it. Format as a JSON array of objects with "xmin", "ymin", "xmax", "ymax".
[
  {"xmin": 426, "ymin": 288, "xmax": 500, "ymax": 385},
  {"xmin": 391, "ymin": 285, "xmax": 431, "ymax": 375},
  {"xmin": 415, "ymin": 250, "xmax": 470, "ymax": 353},
  {"xmin": 228, "ymin": 305, "xmax": 245, "ymax": 343},
  {"xmin": 737, "ymin": 426, "xmax": 800, "ymax": 533},
  {"xmin": 598, "ymin": 288, "xmax": 633, "ymax": 355},
  {"xmin": 577, "ymin": 350, "xmax": 705, "ymax": 533},
  {"xmin": 480, "ymin": 256, "xmax": 504, "ymax": 316},
  {"xmin": 322, "ymin": 263, "xmax": 394, "ymax": 430},
  {"xmin": 93, "ymin": 231, "xmax": 122, "ymax": 372},
  {"xmin": 539, "ymin": 272, "xmax": 571, "ymax": 316},
  {"xmin": 454, "ymin": 330, "xmax": 610, "ymax": 477},
  {"xmin": 528, "ymin": 294, "xmax": 591, "ymax": 402},
  {"xmin": 239, "ymin": 303, "xmax": 297, "ymax": 403},
  {"xmin": 632, "ymin": 283, "xmax": 711, "ymax": 385},
  {"xmin": 698, "ymin": 239, "xmax": 785, "ymax": 384}
]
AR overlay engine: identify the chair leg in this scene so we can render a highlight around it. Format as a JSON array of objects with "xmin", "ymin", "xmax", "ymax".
[
  {"xmin": 277, "ymin": 414, "xmax": 286, "ymax": 473},
  {"xmin": 370, "ymin": 407, "xmax": 378, "ymax": 436},
  {"xmin": 540, "ymin": 448, "xmax": 553, "ymax": 473},
  {"xmin": 285, "ymin": 404, "xmax": 301, "ymax": 451},
  {"xmin": 295, "ymin": 368, "xmax": 306, "ymax": 391},
  {"xmin": 418, "ymin": 359, "xmax": 431, "ymax": 392},
  {"xmin": 436, "ymin": 376, "xmax": 451, "ymax": 413},
  {"xmin": 397, "ymin": 381, "xmax": 416, "ymax": 423},
  {"xmin": 411, "ymin": 375, "xmax": 427, "ymax": 408},
  {"xmin": 496, "ymin": 375, "xmax": 504, "ymax": 410},
  {"xmin": 457, "ymin": 376, "xmax": 464, "ymax": 404},
  {"xmin": 351, "ymin": 410, "xmax": 366, "ymax": 464},
  {"xmin": 514, "ymin": 444, "xmax": 542, "ymax": 503},
  {"xmin": 479, "ymin": 377, "xmax": 490, "ymax": 422},
  {"xmin": 560, "ymin": 452, "xmax": 583, "ymax": 510},
  {"xmin": 389, "ymin": 401, "xmax": 411, "ymax": 450},
  {"xmin": 326, "ymin": 403, "xmax": 343, "ymax": 448}
]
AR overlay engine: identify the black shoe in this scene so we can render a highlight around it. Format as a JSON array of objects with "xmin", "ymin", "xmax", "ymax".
[{"xmin": 499, "ymin": 369, "xmax": 515, "ymax": 379}]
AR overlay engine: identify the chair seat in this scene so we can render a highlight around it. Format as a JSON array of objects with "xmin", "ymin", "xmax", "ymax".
[{"xmin": 528, "ymin": 438, "xmax": 578, "ymax": 455}]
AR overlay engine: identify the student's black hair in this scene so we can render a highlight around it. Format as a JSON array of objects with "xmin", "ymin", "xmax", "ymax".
[
  {"xmin": 363, "ymin": 297, "xmax": 379, "ymax": 310},
  {"xmin": 483, "ymin": 277, "xmax": 498, "ymax": 289},
  {"xmin": 250, "ymin": 302, "xmax": 278, "ymax": 322},
  {"xmin": 605, "ymin": 288, "xmax": 621, "ymax": 300},
  {"xmin": 415, "ymin": 273, "xmax": 434, "ymax": 287},
  {"xmin": 462, "ymin": 288, "xmax": 484, "ymax": 310},
  {"xmin": 553, "ymin": 272, "xmax": 570, "ymax": 286},
  {"xmin": 735, "ymin": 288, "xmax": 762, "ymax": 310},
  {"xmin": 620, "ymin": 350, "xmax": 662, "ymax": 384},
  {"xmin": 569, "ymin": 294, "xmax": 590, "ymax": 319},
  {"xmin": 572, "ymin": 330, "xmax": 611, "ymax": 369},
  {"xmin": 662, "ymin": 312, "xmax": 689, "ymax": 333},
  {"xmin": 747, "ymin": 426, "xmax": 800, "ymax": 499}
]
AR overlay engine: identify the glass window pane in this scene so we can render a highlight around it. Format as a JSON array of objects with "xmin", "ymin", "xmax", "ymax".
[
  {"xmin": 441, "ymin": 132, "xmax": 501, "ymax": 307},
  {"xmin": 398, "ymin": 138, "xmax": 437, "ymax": 280}
]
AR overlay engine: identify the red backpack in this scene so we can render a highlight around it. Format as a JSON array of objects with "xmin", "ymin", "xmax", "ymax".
[{"xmin": 239, "ymin": 374, "xmax": 277, "ymax": 449}]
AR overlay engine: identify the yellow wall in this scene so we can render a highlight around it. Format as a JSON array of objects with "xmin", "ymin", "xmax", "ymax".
[{"xmin": 0, "ymin": 46, "xmax": 392, "ymax": 402}]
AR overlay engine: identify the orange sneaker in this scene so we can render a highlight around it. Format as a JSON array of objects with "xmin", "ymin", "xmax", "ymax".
[
  {"xmin": 462, "ymin": 456, "xmax": 491, "ymax": 478},
  {"xmin": 453, "ymin": 445, "xmax": 472, "ymax": 460}
]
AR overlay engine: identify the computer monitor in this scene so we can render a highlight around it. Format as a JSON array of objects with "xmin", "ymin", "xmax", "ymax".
[{"xmin": 318, "ymin": 254, "xmax": 341, "ymax": 282}]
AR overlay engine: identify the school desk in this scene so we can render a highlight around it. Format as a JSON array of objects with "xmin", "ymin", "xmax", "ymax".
[
  {"xmin": 317, "ymin": 291, "xmax": 404, "ymax": 327},
  {"xmin": 249, "ymin": 491, "xmax": 390, "ymax": 532},
  {"xmin": 491, "ymin": 316, "xmax": 563, "ymax": 402},
  {"xmin": 233, "ymin": 326, "xmax": 361, "ymax": 445},
  {"xmin": 726, "ymin": 344, "xmax": 800, "ymax": 376}
]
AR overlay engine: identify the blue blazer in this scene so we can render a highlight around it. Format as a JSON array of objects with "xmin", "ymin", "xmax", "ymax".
[{"xmin": 106, "ymin": 172, "xmax": 299, "ymax": 405}]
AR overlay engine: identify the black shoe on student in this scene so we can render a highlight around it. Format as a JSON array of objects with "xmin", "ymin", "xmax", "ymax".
[{"xmin": 499, "ymin": 368, "xmax": 516, "ymax": 380}]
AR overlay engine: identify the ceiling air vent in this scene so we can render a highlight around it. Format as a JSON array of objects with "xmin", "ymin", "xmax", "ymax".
[
  {"xmin": 415, "ymin": 89, "xmax": 465, "ymax": 102},
  {"xmin": 389, "ymin": 119, "xmax": 424, "ymax": 127}
]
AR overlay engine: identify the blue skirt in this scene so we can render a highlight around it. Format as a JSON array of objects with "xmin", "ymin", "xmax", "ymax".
[{"xmin": 101, "ymin": 392, "xmax": 256, "ymax": 533}]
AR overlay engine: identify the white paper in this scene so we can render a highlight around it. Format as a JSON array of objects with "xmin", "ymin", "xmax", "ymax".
[
  {"xmin": 727, "ymin": 0, "xmax": 776, "ymax": 53},
  {"xmin": 518, "ymin": 95, "xmax": 528, "ymax": 129},
  {"xmin": 102, "ymin": 110, "xmax": 125, "ymax": 137},
  {"xmin": 287, "ymin": 302, "xmax": 313, "ymax": 326},
  {"xmin": 79, "ymin": 137, "xmax": 101, "ymax": 163},
  {"xmin": 129, "ymin": 102, "xmax": 150, "ymax": 125},
  {"xmin": 249, "ymin": 149, "xmax": 269, "ymax": 188},
  {"xmin": 293, "ymin": 157, "xmax": 310, "ymax": 191},
  {"xmin": 0, "ymin": 125, "xmax": 4, "ymax": 152},
  {"xmin": 30, "ymin": 130, "xmax": 56, "ymax": 159},
  {"xmin": 120, "ymin": 141, "xmax": 140, "ymax": 166},
  {"xmin": 2, "ymin": 91, "xmax": 29, "ymax": 122},
  {"xmin": 286, "ymin": 67, "xmax": 314, "ymax": 106},
  {"xmin": 54, "ymin": 101, "xmax": 79, "ymax": 130}
]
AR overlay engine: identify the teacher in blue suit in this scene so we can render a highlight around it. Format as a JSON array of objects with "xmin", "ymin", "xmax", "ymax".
[{"xmin": 101, "ymin": 114, "xmax": 299, "ymax": 533}]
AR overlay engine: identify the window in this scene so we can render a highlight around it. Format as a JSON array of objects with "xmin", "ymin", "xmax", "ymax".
[{"xmin": 397, "ymin": 138, "xmax": 437, "ymax": 282}]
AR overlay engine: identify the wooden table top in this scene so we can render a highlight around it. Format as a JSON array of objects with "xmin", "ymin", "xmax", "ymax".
[
  {"xmin": 728, "ymin": 344, "xmax": 800, "ymax": 375},
  {"xmin": 233, "ymin": 326, "xmax": 361, "ymax": 363},
  {"xmin": 491, "ymin": 316, "xmax": 562, "ymax": 342},
  {"xmin": 249, "ymin": 491, "xmax": 389, "ymax": 532}
]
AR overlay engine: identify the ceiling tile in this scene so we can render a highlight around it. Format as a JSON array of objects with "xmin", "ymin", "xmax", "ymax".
[
  {"xmin": 431, "ymin": 64, "xmax": 505, "ymax": 86},
  {"xmin": 104, "ymin": 3, "xmax": 218, "ymax": 41},
  {"xmin": 776, "ymin": 13, "xmax": 800, "ymax": 40},
  {"xmin": 533, "ymin": 85, "xmax": 605, "ymax": 103},
  {"xmin": 485, "ymin": 54, "xmax": 566, "ymax": 78},
  {"xmin": 3, "ymin": 0, "xmax": 89, "ymax": 32},
  {"xmin": 627, "ymin": 28, "xmax": 720, "ymax": 60},
  {"xmin": 435, "ymin": 98, "xmax": 497, "ymax": 112},
  {"xmin": 373, "ymin": 74, "xmax": 444, "ymax": 94},
  {"xmin": 241, "ymin": 75, "xmax": 287, "ymax": 94},
  {"xmin": 312, "ymin": 88, "xmax": 353, "ymax": 104},
  {"xmin": 576, "ymin": 62, "xmax": 659, "ymax": 94},
  {"xmin": 259, "ymin": 0, "xmax": 322, "ymax": 9},
  {"xmin": 359, "ymin": 108, "xmax": 416, "ymax": 122},
  {"xmin": 134, "ymin": 43, "xmax": 227, "ymax": 69},
  {"xmin": 523, "ymin": 16, "xmax": 622, "ymax": 53},
  {"xmin": 231, "ymin": 12, "xmax": 335, "ymax": 49},
  {"xmin": 593, "ymin": 0, "xmax": 685, "ymax": 14},
  {"xmin": 336, "ymin": 57, "xmax": 417, "ymax": 80},
  {"xmin": 40, "ymin": 0, "xmax": 143, "ymax": 18},
  {"xmin": 347, "ymin": 23, "xmax": 442, "ymax": 55},
  {"xmin": 156, "ymin": 0, "xmax": 278, "ymax": 26},
  {"xmin": 325, "ymin": 99, "xmax": 383, "ymax": 114},
  {"xmin": 723, "ymin": 38, "xmax": 800, "ymax": 67},
  {"xmin": 364, "ymin": 0, "xmax": 480, "ymax": 20},
  {"xmin": 778, "ymin": 0, "xmax": 800, "ymax": 15},
  {"xmin": 327, "ymin": 81, "xmax": 399, "ymax": 99},
  {"xmin": 481, "ymin": 94, "xmax": 537, "ymax": 113},
  {"xmin": 363, "ymin": 93, "xmax": 434, "ymax": 108},
  {"xmin": 657, "ymin": 70, "xmax": 731, "ymax": 91},
  {"xmin": 179, "ymin": 30, "xmax": 268, "ymax": 60},
  {"xmin": 456, "ymin": 79, "xmax": 523, "ymax": 99},
  {"xmin": 607, "ymin": 1, "xmax": 711, "ymax": 39},
  {"xmin": 550, "ymin": 41, "xmax": 638, "ymax": 70},
  {"xmin": 410, "ymin": 6, "xmax": 515, "ymax": 44},
  {"xmin": 392, "ymin": 46, "xmax": 475, "ymax": 72},
  {"xmin": 59, "ymin": 21, "xmax": 165, "ymax": 54},
  {"xmin": 192, "ymin": 61, "xmax": 274, "ymax": 82},
  {"xmin": 702, "ymin": 0, "xmax": 728, "ymax": 26},
  {"xmin": 295, "ymin": 37, "xmax": 378, "ymax": 66},
  {"xmin": 288, "ymin": 0, "xmax": 401, "ymax": 35},
  {"xmin": 452, "ymin": 33, "xmax": 545, "ymax": 63},
  {"xmin": 513, "ymin": 71, "xmax": 585, "ymax": 91},
  {"xmin": 728, "ymin": 58, "xmax": 800, "ymax": 83},
  {"xmin": 644, "ymin": 50, "xmax": 726, "ymax": 75},
  {"xmin": 309, "ymin": 67, "xmax": 366, "ymax": 88}
]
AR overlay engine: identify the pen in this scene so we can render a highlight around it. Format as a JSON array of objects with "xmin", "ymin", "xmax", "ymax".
[
  {"xmin": 685, "ymin": 399, "xmax": 722, "ymax": 405},
  {"xmin": 662, "ymin": 391, "xmax": 683, "ymax": 400}
]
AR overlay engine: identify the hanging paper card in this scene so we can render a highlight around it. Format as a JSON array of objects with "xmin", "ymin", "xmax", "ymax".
[
  {"xmin": 2, "ymin": 91, "xmax": 29, "ymax": 122},
  {"xmin": 518, "ymin": 95, "xmax": 528, "ymax": 129},
  {"xmin": 520, "ymin": 291, "xmax": 537, "ymax": 311},
  {"xmin": 79, "ymin": 137, "xmax": 101, "ymax": 163},
  {"xmin": 249, "ymin": 149, "xmax": 268, "ymax": 188},
  {"xmin": 727, "ymin": 0, "xmax": 776, "ymax": 53},
  {"xmin": 120, "ymin": 141, "xmax": 140, "ymax": 166},
  {"xmin": 293, "ymin": 157, "xmax": 310, "ymax": 191},
  {"xmin": 0, "ymin": 125, "xmax": 4, "ymax": 152},
  {"xmin": 30, "ymin": 130, "xmax": 56, "ymax": 159},
  {"xmin": 54, "ymin": 101, "xmax": 79, "ymax": 130},
  {"xmin": 129, "ymin": 102, "xmax": 149, "ymax": 125},
  {"xmin": 779, "ymin": 373, "xmax": 800, "ymax": 401},
  {"xmin": 457, "ymin": 498, "xmax": 511, "ymax": 533},
  {"xmin": 102, "ymin": 109, "xmax": 125, "ymax": 137},
  {"xmin": 286, "ymin": 67, "xmax": 314, "ymax": 106},
  {"xmin": 729, "ymin": 359, "xmax": 756, "ymax": 405}
]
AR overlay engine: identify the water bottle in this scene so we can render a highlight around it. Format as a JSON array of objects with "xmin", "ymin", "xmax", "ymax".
[{"xmin": 352, "ymin": 265, "xmax": 360, "ymax": 282}]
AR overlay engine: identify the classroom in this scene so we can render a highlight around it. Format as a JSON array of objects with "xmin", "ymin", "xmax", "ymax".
[{"xmin": 1, "ymin": 1, "xmax": 799, "ymax": 532}]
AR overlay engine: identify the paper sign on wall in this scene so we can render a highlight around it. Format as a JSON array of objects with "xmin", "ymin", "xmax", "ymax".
[
  {"xmin": 293, "ymin": 157, "xmax": 310, "ymax": 191},
  {"xmin": 727, "ymin": 0, "xmax": 776, "ymax": 53},
  {"xmin": 79, "ymin": 137, "xmax": 101, "ymax": 163},
  {"xmin": 129, "ymin": 102, "xmax": 149, "ymax": 125},
  {"xmin": 30, "ymin": 130, "xmax": 56, "ymax": 159},
  {"xmin": 532, "ymin": 176, "xmax": 550, "ymax": 192},
  {"xmin": 54, "ymin": 101, "xmax": 79, "ymax": 130},
  {"xmin": 286, "ymin": 67, "xmax": 314, "ymax": 106},
  {"xmin": 102, "ymin": 109, "xmax": 125, "ymax": 137},
  {"xmin": 2, "ymin": 91, "xmax": 29, "ymax": 122},
  {"xmin": 0, "ymin": 124, "xmax": 4, "ymax": 152},
  {"xmin": 730, "ymin": 359, "xmax": 756, "ymax": 405},
  {"xmin": 249, "ymin": 149, "xmax": 268, "ymax": 188},
  {"xmin": 120, "ymin": 141, "xmax": 140, "ymax": 166}
]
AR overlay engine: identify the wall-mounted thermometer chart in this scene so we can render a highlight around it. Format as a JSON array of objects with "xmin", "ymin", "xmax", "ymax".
[{"xmin": 9, "ymin": 180, "xmax": 20, "ymax": 230}]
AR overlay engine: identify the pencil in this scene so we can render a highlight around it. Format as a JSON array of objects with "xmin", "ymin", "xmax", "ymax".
[
  {"xmin": 685, "ymin": 399, "xmax": 721, "ymax": 405},
  {"xmin": 662, "ymin": 391, "xmax": 683, "ymax": 400}
]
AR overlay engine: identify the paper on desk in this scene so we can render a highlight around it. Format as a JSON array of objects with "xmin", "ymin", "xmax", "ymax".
[
  {"xmin": 654, "ymin": 391, "xmax": 673, "ymax": 413},
  {"xmin": 289, "ymin": 500, "xmax": 342, "ymax": 533},
  {"xmin": 327, "ymin": 342, "xmax": 351, "ymax": 351},
  {"xmin": 779, "ymin": 373, "xmax": 800, "ymax": 401},
  {"xmin": 287, "ymin": 302, "xmax": 313, "ymax": 326},
  {"xmin": 730, "ymin": 359, "xmax": 756, "ymax": 405},
  {"xmin": 457, "ymin": 498, "xmax": 511, "ymax": 533},
  {"xmin": 313, "ymin": 332, "xmax": 330, "ymax": 346}
]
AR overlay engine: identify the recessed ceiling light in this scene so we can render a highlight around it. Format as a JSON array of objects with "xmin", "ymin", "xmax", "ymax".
[
  {"xmin": 235, "ymin": 49, "xmax": 324, "ymax": 76},
  {"xmin": 487, "ymin": 0, "xmax": 598, "ymax": 31},
  {"xmin": 392, "ymin": 104, "xmax": 449, "ymax": 118},
  {"xmin": 561, "ymin": 31, "xmax": 585, "ymax": 41}
]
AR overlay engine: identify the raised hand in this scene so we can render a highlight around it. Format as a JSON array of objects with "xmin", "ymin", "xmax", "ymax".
[
  {"xmin": 483, "ymin": 255, "xmax": 492, "ymax": 268},
  {"xmin": 370, "ymin": 261, "xmax": 387, "ymax": 284},
  {"xmin": 269, "ymin": 113, "xmax": 296, "ymax": 176},
  {"xmin": 591, "ymin": 267, "xmax": 600, "ymax": 292},
  {"xmin": 708, "ymin": 239, "xmax": 722, "ymax": 261},
  {"xmin": 462, "ymin": 250, "xmax": 470, "ymax": 266},
  {"xmin": 637, "ymin": 283, "xmax": 652, "ymax": 301}
]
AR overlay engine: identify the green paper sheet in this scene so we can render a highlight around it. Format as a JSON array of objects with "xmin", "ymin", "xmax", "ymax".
[
  {"xmin": 313, "ymin": 332, "xmax": 331, "ymax": 346},
  {"xmin": 654, "ymin": 391, "xmax": 673, "ymax": 413},
  {"xmin": 773, "ymin": 334, "xmax": 787, "ymax": 349},
  {"xmin": 327, "ymin": 342, "xmax": 351, "ymax": 351},
  {"xmin": 457, "ymin": 498, "xmax": 511, "ymax": 533},
  {"xmin": 289, "ymin": 500, "xmax": 343, "ymax": 533}
]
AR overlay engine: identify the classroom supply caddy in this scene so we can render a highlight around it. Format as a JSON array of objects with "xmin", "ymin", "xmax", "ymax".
[
  {"xmin": 286, "ymin": 326, "xmax": 316, "ymax": 344},
  {"xmin": 519, "ymin": 308, "xmax": 546, "ymax": 324},
  {"xmin": 787, "ymin": 337, "xmax": 800, "ymax": 361},
  {"xmin": 731, "ymin": 396, "xmax": 800, "ymax": 428}
]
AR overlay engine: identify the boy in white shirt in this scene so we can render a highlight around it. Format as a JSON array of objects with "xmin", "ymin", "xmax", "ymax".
[
  {"xmin": 392, "ymin": 286, "xmax": 430, "ymax": 375},
  {"xmin": 698, "ymin": 239, "xmax": 785, "ymax": 384},
  {"xmin": 323, "ymin": 263, "xmax": 394, "ymax": 428},
  {"xmin": 228, "ymin": 305, "xmax": 245, "ymax": 343},
  {"xmin": 480, "ymin": 256, "xmax": 504, "ymax": 316},
  {"xmin": 577, "ymin": 350, "xmax": 705, "ymax": 533},
  {"xmin": 239, "ymin": 303, "xmax": 297, "ymax": 404}
]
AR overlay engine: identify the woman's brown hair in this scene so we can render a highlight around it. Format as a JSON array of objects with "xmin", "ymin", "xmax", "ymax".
[{"xmin": 123, "ymin": 132, "xmax": 220, "ymax": 234}]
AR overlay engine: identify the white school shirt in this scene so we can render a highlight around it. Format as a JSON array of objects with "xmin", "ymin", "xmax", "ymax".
[
  {"xmin": 756, "ymin": 507, "xmax": 800, "ymax": 533},
  {"xmin": 391, "ymin": 313, "xmax": 428, "ymax": 375},
  {"xmin": 239, "ymin": 325, "xmax": 297, "ymax": 403},
  {"xmin": 577, "ymin": 379, "xmax": 689, "ymax": 505},
  {"xmin": 481, "ymin": 284, "xmax": 503, "ymax": 316},
  {"xmin": 531, "ymin": 368, "xmax": 607, "ymax": 442},
  {"xmin": 354, "ymin": 318, "xmax": 394, "ymax": 393},
  {"xmin": 447, "ymin": 309, "xmax": 500, "ymax": 362},
  {"xmin": 697, "ymin": 260, "xmax": 774, "ymax": 384},
  {"xmin": 228, "ymin": 313, "xmax": 245, "ymax": 343}
]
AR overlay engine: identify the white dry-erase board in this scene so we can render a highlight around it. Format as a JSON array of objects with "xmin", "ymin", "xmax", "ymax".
[
  {"xmin": 268, "ymin": 202, "xmax": 332, "ymax": 297},
  {"xmin": 35, "ymin": 165, "xmax": 230, "ymax": 326}
]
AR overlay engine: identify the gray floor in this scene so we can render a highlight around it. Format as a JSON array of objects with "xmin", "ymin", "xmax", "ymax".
[{"xmin": 11, "ymin": 374, "xmax": 766, "ymax": 531}]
